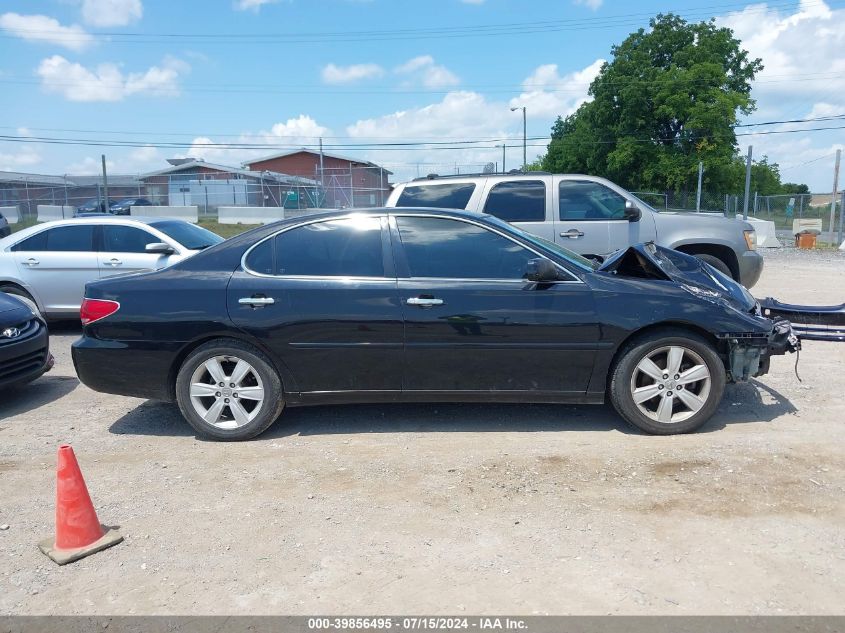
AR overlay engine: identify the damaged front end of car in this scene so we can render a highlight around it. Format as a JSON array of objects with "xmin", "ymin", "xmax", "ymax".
[{"xmin": 599, "ymin": 242, "xmax": 842, "ymax": 383}]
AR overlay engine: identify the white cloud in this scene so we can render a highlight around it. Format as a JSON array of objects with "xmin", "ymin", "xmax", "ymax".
[
  {"xmin": 509, "ymin": 59, "xmax": 604, "ymax": 119},
  {"xmin": 233, "ymin": 0, "xmax": 281, "ymax": 12},
  {"xmin": 81, "ymin": 0, "xmax": 143, "ymax": 27},
  {"xmin": 573, "ymin": 0, "xmax": 603, "ymax": 9},
  {"xmin": 395, "ymin": 55, "xmax": 460, "ymax": 88},
  {"xmin": 321, "ymin": 63, "xmax": 384, "ymax": 85},
  {"xmin": 183, "ymin": 115, "xmax": 331, "ymax": 168},
  {"xmin": 0, "ymin": 145, "xmax": 42, "ymax": 171},
  {"xmin": 36, "ymin": 55, "xmax": 189, "ymax": 102},
  {"xmin": 0, "ymin": 13, "xmax": 93, "ymax": 52},
  {"xmin": 718, "ymin": 0, "xmax": 845, "ymax": 188}
]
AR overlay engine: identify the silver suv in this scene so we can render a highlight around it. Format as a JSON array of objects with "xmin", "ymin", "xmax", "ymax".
[{"xmin": 386, "ymin": 173, "xmax": 763, "ymax": 288}]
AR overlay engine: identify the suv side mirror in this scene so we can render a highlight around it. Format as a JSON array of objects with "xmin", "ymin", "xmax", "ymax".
[
  {"xmin": 145, "ymin": 242, "xmax": 175, "ymax": 255},
  {"xmin": 524, "ymin": 258, "xmax": 560, "ymax": 282},
  {"xmin": 624, "ymin": 200, "xmax": 641, "ymax": 222}
]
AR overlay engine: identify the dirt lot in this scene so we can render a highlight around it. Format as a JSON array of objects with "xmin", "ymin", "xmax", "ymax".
[{"xmin": 1, "ymin": 247, "xmax": 843, "ymax": 616}]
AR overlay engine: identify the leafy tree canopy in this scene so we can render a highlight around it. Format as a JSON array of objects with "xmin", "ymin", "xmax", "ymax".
[{"xmin": 540, "ymin": 14, "xmax": 805, "ymax": 194}]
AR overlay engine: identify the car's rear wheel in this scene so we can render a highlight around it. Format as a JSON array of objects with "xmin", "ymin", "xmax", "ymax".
[
  {"xmin": 175, "ymin": 339, "xmax": 284, "ymax": 440},
  {"xmin": 0, "ymin": 285, "xmax": 42, "ymax": 320},
  {"xmin": 609, "ymin": 329, "xmax": 726, "ymax": 435}
]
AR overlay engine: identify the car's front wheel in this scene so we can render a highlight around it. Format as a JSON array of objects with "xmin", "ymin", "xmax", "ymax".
[
  {"xmin": 609, "ymin": 329, "xmax": 726, "ymax": 435},
  {"xmin": 175, "ymin": 339, "xmax": 284, "ymax": 440}
]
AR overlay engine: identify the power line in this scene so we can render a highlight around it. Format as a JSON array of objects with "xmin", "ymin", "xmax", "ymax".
[
  {"xmin": 0, "ymin": 0, "xmax": 836, "ymax": 45},
  {"xmin": 2, "ymin": 123, "xmax": 844, "ymax": 153}
]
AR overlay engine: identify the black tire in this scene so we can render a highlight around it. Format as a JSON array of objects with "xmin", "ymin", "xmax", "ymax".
[
  {"xmin": 0, "ymin": 284, "xmax": 43, "ymax": 319},
  {"xmin": 693, "ymin": 254, "xmax": 733, "ymax": 279},
  {"xmin": 175, "ymin": 338, "xmax": 285, "ymax": 441},
  {"xmin": 609, "ymin": 328, "xmax": 726, "ymax": 435}
]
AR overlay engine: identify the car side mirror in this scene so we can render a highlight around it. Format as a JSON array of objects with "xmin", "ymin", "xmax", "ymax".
[
  {"xmin": 524, "ymin": 258, "xmax": 560, "ymax": 282},
  {"xmin": 145, "ymin": 242, "xmax": 175, "ymax": 255},
  {"xmin": 624, "ymin": 200, "xmax": 641, "ymax": 222}
]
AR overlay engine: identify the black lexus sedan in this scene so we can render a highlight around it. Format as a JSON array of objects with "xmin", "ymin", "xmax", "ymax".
[
  {"xmin": 0, "ymin": 292, "xmax": 52, "ymax": 389},
  {"xmin": 72, "ymin": 208, "xmax": 799, "ymax": 440}
]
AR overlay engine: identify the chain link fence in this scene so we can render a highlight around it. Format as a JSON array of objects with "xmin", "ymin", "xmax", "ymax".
[{"xmin": 0, "ymin": 166, "xmax": 392, "ymax": 222}]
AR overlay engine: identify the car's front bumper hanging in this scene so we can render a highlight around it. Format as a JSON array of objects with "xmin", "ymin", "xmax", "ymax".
[{"xmin": 759, "ymin": 298, "xmax": 845, "ymax": 342}]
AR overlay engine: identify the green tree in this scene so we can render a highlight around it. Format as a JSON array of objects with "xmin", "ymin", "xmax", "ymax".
[{"xmin": 543, "ymin": 13, "xmax": 763, "ymax": 192}]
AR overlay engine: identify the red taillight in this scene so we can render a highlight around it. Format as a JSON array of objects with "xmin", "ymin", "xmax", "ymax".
[{"xmin": 80, "ymin": 298, "xmax": 120, "ymax": 325}]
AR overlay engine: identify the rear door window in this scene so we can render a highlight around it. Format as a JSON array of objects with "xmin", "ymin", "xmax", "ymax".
[
  {"xmin": 12, "ymin": 225, "xmax": 94, "ymax": 252},
  {"xmin": 273, "ymin": 216, "xmax": 385, "ymax": 277},
  {"xmin": 483, "ymin": 180, "xmax": 546, "ymax": 222},
  {"xmin": 395, "ymin": 183, "xmax": 476, "ymax": 209}
]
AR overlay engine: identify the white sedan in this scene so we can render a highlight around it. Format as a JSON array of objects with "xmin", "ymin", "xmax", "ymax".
[{"xmin": 0, "ymin": 216, "xmax": 223, "ymax": 319}]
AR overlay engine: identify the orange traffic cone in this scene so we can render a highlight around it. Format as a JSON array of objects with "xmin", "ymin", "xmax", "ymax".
[{"xmin": 38, "ymin": 445, "xmax": 123, "ymax": 565}]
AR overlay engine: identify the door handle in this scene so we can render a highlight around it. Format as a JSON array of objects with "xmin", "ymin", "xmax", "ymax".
[
  {"xmin": 560, "ymin": 229, "xmax": 585, "ymax": 239},
  {"xmin": 406, "ymin": 297, "xmax": 444, "ymax": 307},
  {"xmin": 22, "ymin": 258, "xmax": 39, "ymax": 266},
  {"xmin": 105, "ymin": 258, "xmax": 122, "ymax": 266},
  {"xmin": 239, "ymin": 296, "xmax": 275, "ymax": 306}
]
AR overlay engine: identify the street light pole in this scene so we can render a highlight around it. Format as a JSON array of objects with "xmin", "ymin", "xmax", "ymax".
[{"xmin": 510, "ymin": 106, "xmax": 526, "ymax": 170}]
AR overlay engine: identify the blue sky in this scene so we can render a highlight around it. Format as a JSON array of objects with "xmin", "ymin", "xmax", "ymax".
[{"xmin": 1, "ymin": 0, "xmax": 843, "ymax": 190}]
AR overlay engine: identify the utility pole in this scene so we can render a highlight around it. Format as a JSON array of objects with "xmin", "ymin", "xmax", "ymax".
[
  {"xmin": 510, "ymin": 106, "xmax": 526, "ymax": 169},
  {"xmin": 829, "ymin": 149, "xmax": 840, "ymax": 245},
  {"xmin": 695, "ymin": 161, "xmax": 703, "ymax": 212},
  {"xmin": 742, "ymin": 145, "xmax": 753, "ymax": 221},
  {"xmin": 101, "ymin": 154, "xmax": 109, "ymax": 214},
  {"xmin": 497, "ymin": 144, "xmax": 506, "ymax": 173}
]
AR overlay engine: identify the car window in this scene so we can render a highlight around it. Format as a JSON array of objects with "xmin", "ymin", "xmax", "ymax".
[
  {"xmin": 396, "ymin": 216, "xmax": 537, "ymax": 280},
  {"xmin": 149, "ymin": 221, "xmax": 223, "ymax": 250},
  {"xmin": 395, "ymin": 183, "xmax": 476, "ymax": 209},
  {"xmin": 274, "ymin": 216, "xmax": 384, "ymax": 277},
  {"xmin": 559, "ymin": 180, "xmax": 627, "ymax": 221},
  {"xmin": 12, "ymin": 225, "xmax": 94, "ymax": 252},
  {"xmin": 483, "ymin": 180, "xmax": 546, "ymax": 222},
  {"xmin": 244, "ymin": 238, "xmax": 274, "ymax": 275},
  {"xmin": 101, "ymin": 225, "xmax": 160, "ymax": 253}
]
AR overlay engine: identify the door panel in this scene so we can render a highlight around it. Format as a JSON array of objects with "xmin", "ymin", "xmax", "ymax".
[
  {"xmin": 392, "ymin": 215, "xmax": 600, "ymax": 394},
  {"xmin": 226, "ymin": 216, "xmax": 404, "ymax": 394},
  {"xmin": 11, "ymin": 225, "xmax": 97, "ymax": 313},
  {"xmin": 400, "ymin": 279, "xmax": 599, "ymax": 393}
]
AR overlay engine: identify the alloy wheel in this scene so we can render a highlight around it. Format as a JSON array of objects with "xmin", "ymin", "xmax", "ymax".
[
  {"xmin": 188, "ymin": 355, "xmax": 265, "ymax": 429},
  {"xmin": 629, "ymin": 345, "xmax": 712, "ymax": 424}
]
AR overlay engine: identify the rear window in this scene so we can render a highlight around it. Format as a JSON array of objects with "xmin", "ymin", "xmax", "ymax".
[
  {"xmin": 483, "ymin": 180, "xmax": 546, "ymax": 222},
  {"xmin": 395, "ymin": 183, "xmax": 476, "ymax": 209}
]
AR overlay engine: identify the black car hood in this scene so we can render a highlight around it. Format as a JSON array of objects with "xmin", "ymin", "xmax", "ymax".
[{"xmin": 598, "ymin": 243, "xmax": 757, "ymax": 312}]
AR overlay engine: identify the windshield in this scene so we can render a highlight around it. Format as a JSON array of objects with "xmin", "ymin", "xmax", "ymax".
[
  {"xmin": 484, "ymin": 215, "xmax": 596, "ymax": 272},
  {"xmin": 151, "ymin": 221, "xmax": 224, "ymax": 250}
]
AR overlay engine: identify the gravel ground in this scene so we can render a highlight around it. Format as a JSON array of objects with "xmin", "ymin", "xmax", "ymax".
[{"xmin": 0, "ymin": 248, "xmax": 843, "ymax": 615}]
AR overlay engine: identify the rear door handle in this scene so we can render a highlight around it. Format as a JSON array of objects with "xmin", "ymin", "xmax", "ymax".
[
  {"xmin": 22, "ymin": 258, "xmax": 39, "ymax": 266},
  {"xmin": 560, "ymin": 229, "xmax": 585, "ymax": 239},
  {"xmin": 406, "ymin": 297, "xmax": 444, "ymax": 307},
  {"xmin": 239, "ymin": 296, "xmax": 275, "ymax": 306},
  {"xmin": 105, "ymin": 258, "xmax": 122, "ymax": 266}
]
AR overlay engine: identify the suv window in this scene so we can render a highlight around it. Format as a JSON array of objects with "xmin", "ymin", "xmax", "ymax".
[
  {"xmin": 396, "ymin": 216, "xmax": 537, "ymax": 280},
  {"xmin": 483, "ymin": 180, "xmax": 545, "ymax": 222},
  {"xmin": 12, "ymin": 225, "xmax": 94, "ymax": 252},
  {"xmin": 395, "ymin": 183, "xmax": 476, "ymax": 209},
  {"xmin": 559, "ymin": 181, "xmax": 627, "ymax": 221},
  {"xmin": 101, "ymin": 225, "xmax": 159, "ymax": 253},
  {"xmin": 274, "ymin": 217, "xmax": 384, "ymax": 277}
]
